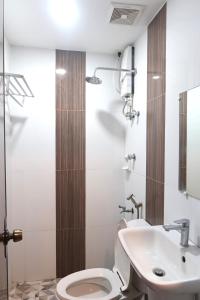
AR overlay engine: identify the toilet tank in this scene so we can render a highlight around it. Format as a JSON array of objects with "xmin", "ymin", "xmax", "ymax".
[{"xmin": 113, "ymin": 219, "xmax": 131, "ymax": 291}]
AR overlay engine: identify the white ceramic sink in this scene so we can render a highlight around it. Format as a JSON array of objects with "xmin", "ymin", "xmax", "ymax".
[{"xmin": 118, "ymin": 226, "xmax": 200, "ymax": 293}]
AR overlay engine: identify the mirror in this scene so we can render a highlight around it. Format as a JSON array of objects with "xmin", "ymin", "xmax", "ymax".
[{"xmin": 179, "ymin": 85, "xmax": 200, "ymax": 199}]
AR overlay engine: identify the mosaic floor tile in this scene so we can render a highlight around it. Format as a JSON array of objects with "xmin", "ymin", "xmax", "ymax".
[{"xmin": 9, "ymin": 279, "xmax": 60, "ymax": 300}]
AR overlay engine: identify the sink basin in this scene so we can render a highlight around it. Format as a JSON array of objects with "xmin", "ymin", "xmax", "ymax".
[{"xmin": 118, "ymin": 226, "xmax": 200, "ymax": 293}]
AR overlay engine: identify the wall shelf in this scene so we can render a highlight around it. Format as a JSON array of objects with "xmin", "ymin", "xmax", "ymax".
[{"xmin": 0, "ymin": 72, "xmax": 34, "ymax": 107}]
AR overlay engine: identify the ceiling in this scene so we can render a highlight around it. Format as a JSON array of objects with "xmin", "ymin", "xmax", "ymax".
[{"xmin": 5, "ymin": 0, "xmax": 166, "ymax": 54}]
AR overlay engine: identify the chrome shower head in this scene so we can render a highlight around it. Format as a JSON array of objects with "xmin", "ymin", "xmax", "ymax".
[
  {"xmin": 86, "ymin": 66, "xmax": 137, "ymax": 85},
  {"xmin": 85, "ymin": 76, "xmax": 102, "ymax": 85}
]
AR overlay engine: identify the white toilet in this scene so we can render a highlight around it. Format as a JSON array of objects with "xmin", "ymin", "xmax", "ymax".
[{"xmin": 57, "ymin": 219, "xmax": 149, "ymax": 300}]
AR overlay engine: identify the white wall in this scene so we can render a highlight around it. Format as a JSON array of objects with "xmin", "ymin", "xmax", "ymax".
[
  {"xmin": 4, "ymin": 36, "xmax": 11, "ymax": 288},
  {"xmin": 164, "ymin": 0, "xmax": 200, "ymax": 246},
  {"xmin": 187, "ymin": 86, "xmax": 200, "ymax": 199},
  {"xmin": 124, "ymin": 32, "xmax": 147, "ymax": 220},
  {"xmin": 6, "ymin": 46, "xmax": 56, "ymax": 282},
  {"xmin": 86, "ymin": 53, "xmax": 126, "ymax": 269},
  {"xmin": 6, "ymin": 47, "xmax": 145, "ymax": 281},
  {"xmin": 128, "ymin": 0, "xmax": 200, "ymax": 249}
]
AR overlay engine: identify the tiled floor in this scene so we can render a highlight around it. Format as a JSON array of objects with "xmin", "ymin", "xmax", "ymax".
[{"xmin": 9, "ymin": 278, "xmax": 60, "ymax": 300}]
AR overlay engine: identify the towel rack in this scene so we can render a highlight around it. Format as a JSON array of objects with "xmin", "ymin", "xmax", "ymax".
[{"xmin": 0, "ymin": 72, "xmax": 34, "ymax": 107}]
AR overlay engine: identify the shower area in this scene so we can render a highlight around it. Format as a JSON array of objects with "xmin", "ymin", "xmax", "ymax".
[
  {"xmin": 1, "ymin": 1, "xmax": 147, "ymax": 299},
  {"xmin": 5, "ymin": 45, "xmax": 57, "ymax": 298},
  {"xmin": 5, "ymin": 50, "xmax": 132, "ymax": 298}
]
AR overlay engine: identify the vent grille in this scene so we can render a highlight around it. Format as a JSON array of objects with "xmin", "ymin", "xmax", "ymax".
[{"xmin": 109, "ymin": 3, "xmax": 144, "ymax": 25}]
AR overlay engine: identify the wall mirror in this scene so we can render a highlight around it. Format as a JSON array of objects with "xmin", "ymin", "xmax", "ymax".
[{"xmin": 179, "ymin": 85, "xmax": 200, "ymax": 199}]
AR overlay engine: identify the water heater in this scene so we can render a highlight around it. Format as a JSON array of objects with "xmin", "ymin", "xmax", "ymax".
[{"xmin": 120, "ymin": 45, "xmax": 135, "ymax": 98}]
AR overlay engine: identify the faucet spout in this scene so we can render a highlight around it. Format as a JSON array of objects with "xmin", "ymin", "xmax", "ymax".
[
  {"xmin": 163, "ymin": 219, "xmax": 190, "ymax": 247},
  {"xmin": 163, "ymin": 224, "xmax": 183, "ymax": 231}
]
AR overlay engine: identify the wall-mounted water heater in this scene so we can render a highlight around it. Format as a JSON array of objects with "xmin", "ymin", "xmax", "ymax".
[
  {"xmin": 120, "ymin": 45, "xmax": 135, "ymax": 99},
  {"xmin": 85, "ymin": 44, "xmax": 139, "ymax": 121},
  {"xmin": 120, "ymin": 45, "xmax": 139, "ymax": 121}
]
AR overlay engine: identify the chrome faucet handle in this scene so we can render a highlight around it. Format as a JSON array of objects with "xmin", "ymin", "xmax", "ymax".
[
  {"xmin": 118, "ymin": 205, "xmax": 126, "ymax": 209},
  {"xmin": 118, "ymin": 205, "xmax": 134, "ymax": 214},
  {"xmin": 127, "ymin": 193, "xmax": 135, "ymax": 201},
  {"xmin": 174, "ymin": 219, "xmax": 190, "ymax": 227}
]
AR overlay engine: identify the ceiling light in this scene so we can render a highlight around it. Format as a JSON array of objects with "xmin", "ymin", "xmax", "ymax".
[
  {"xmin": 49, "ymin": 0, "xmax": 79, "ymax": 28},
  {"xmin": 56, "ymin": 68, "xmax": 67, "ymax": 75}
]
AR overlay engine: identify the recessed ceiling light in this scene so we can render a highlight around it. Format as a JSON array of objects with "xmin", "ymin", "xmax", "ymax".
[
  {"xmin": 56, "ymin": 68, "xmax": 67, "ymax": 75},
  {"xmin": 49, "ymin": 0, "xmax": 79, "ymax": 28}
]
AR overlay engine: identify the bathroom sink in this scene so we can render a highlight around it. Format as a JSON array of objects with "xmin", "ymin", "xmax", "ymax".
[{"xmin": 118, "ymin": 226, "xmax": 200, "ymax": 293}]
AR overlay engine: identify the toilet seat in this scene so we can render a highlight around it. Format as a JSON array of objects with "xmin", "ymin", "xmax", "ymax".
[{"xmin": 57, "ymin": 268, "xmax": 121, "ymax": 300}]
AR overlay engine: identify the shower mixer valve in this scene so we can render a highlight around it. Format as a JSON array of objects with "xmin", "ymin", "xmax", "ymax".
[
  {"xmin": 125, "ymin": 153, "xmax": 136, "ymax": 160},
  {"xmin": 125, "ymin": 110, "xmax": 140, "ymax": 120},
  {"xmin": 122, "ymin": 95, "xmax": 140, "ymax": 120}
]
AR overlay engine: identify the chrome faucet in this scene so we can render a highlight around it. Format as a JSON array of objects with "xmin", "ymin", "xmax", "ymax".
[
  {"xmin": 126, "ymin": 194, "xmax": 142, "ymax": 219},
  {"xmin": 163, "ymin": 219, "xmax": 190, "ymax": 247},
  {"xmin": 118, "ymin": 205, "xmax": 134, "ymax": 214}
]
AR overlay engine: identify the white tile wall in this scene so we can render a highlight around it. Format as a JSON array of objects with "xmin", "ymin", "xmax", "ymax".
[
  {"xmin": 165, "ymin": 0, "xmax": 200, "ymax": 246},
  {"xmin": 10, "ymin": 230, "xmax": 56, "ymax": 283},
  {"xmin": 124, "ymin": 32, "xmax": 147, "ymax": 221},
  {"xmin": 4, "ymin": 37, "xmax": 13, "ymax": 289},
  {"xmin": 24, "ymin": 230, "xmax": 56, "ymax": 281},
  {"xmin": 10, "ymin": 236, "xmax": 25, "ymax": 283},
  {"xmin": 6, "ymin": 46, "xmax": 56, "ymax": 282},
  {"xmin": 86, "ymin": 170, "xmax": 124, "ymax": 228},
  {"xmin": 86, "ymin": 53, "xmax": 126, "ymax": 269},
  {"xmin": 86, "ymin": 41, "xmax": 147, "ymax": 267},
  {"xmin": 124, "ymin": 172, "xmax": 146, "ymax": 220},
  {"xmin": 86, "ymin": 225, "xmax": 118, "ymax": 269}
]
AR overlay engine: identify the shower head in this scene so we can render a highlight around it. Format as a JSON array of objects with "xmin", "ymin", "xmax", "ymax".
[
  {"xmin": 85, "ymin": 66, "xmax": 137, "ymax": 85},
  {"xmin": 85, "ymin": 76, "xmax": 102, "ymax": 85}
]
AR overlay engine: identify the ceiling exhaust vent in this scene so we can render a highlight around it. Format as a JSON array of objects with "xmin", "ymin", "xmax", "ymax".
[{"xmin": 109, "ymin": 2, "xmax": 144, "ymax": 25}]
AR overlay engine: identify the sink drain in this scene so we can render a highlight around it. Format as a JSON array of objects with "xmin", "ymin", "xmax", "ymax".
[{"xmin": 153, "ymin": 268, "xmax": 166, "ymax": 277}]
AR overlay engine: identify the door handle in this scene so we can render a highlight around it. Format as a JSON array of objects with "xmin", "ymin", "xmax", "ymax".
[{"xmin": 0, "ymin": 229, "xmax": 23, "ymax": 245}]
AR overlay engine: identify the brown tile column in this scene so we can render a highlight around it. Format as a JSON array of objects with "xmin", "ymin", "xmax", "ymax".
[
  {"xmin": 146, "ymin": 5, "xmax": 166, "ymax": 225},
  {"xmin": 56, "ymin": 50, "xmax": 86, "ymax": 277},
  {"xmin": 179, "ymin": 91, "xmax": 187, "ymax": 191}
]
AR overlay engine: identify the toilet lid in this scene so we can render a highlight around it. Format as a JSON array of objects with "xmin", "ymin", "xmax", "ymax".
[{"xmin": 57, "ymin": 268, "xmax": 121, "ymax": 300}]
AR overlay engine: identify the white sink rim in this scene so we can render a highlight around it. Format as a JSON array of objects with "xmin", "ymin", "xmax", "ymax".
[{"xmin": 118, "ymin": 226, "xmax": 200, "ymax": 293}]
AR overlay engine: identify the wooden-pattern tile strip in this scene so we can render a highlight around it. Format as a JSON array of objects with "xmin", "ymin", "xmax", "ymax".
[
  {"xmin": 56, "ymin": 111, "xmax": 62, "ymax": 171},
  {"xmin": 147, "ymin": 5, "xmax": 166, "ymax": 102},
  {"xmin": 56, "ymin": 110, "xmax": 85, "ymax": 171},
  {"xmin": 56, "ymin": 228, "xmax": 85, "ymax": 278},
  {"xmin": 56, "ymin": 50, "xmax": 86, "ymax": 276},
  {"xmin": 146, "ymin": 5, "xmax": 166, "ymax": 225},
  {"xmin": 179, "ymin": 91, "xmax": 187, "ymax": 191},
  {"xmin": 146, "ymin": 95, "xmax": 165, "ymax": 183},
  {"xmin": 61, "ymin": 111, "xmax": 85, "ymax": 171},
  {"xmin": 56, "ymin": 50, "xmax": 86, "ymax": 111},
  {"xmin": 56, "ymin": 170, "xmax": 85, "ymax": 230},
  {"xmin": 146, "ymin": 178, "xmax": 164, "ymax": 225}
]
